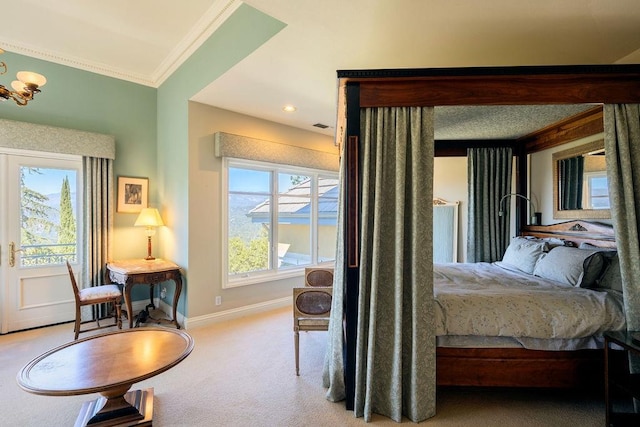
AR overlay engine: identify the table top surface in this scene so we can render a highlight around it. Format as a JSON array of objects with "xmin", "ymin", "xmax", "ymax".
[
  {"xmin": 17, "ymin": 328, "xmax": 194, "ymax": 396},
  {"xmin": 107, "ymin": 258, "xmax": 179, "ymax": 274}
]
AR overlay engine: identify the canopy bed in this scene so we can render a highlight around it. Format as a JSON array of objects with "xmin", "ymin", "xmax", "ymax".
[
  {"xmin": 436, "ymin": 219, "xmax": 622, "ymax": 388},
  {"xmin": 323, "ymin": 65, "xmax": 640, "ymax": 422}
]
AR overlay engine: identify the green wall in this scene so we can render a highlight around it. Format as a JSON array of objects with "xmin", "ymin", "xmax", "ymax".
[
  {"xmin": 156, "ymin": 4, "xmax": 285, "ymax": 316},
  {"xmin": 0, "ymin": 51, "xmax": 157, "ymax": 209}
]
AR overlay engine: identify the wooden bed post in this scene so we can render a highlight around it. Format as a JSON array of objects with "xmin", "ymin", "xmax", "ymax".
[{"xmin": 343, "ymin": 81, "xmax": 361, "ymax": 410}]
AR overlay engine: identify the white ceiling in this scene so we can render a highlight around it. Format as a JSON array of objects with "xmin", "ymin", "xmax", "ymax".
[{"xmin": 2, "ymin": 0, "xmax": 640, "ymax": 138}]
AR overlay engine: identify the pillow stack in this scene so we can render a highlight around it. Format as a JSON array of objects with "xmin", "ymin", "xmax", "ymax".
[{"xmin": 497, "ymin": 236, "xmax": 616, "ymax": 290}]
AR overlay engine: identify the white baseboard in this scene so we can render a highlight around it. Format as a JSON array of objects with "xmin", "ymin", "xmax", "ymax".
[
  {"xmin": 127, "ymin": 296, "xmax": 290, "ymax": 329},
  {"xmin": 183, "ymin": 296, "xmax": 291, "ymax": 329}
]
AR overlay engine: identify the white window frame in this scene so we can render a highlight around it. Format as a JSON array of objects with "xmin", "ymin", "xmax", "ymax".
[
  {"xmin": 222, "ymin": 157, "xmax": 337, "ymax": 288},
  {"xmin": 583, "ymin": 171, "xmax": 609, "ymax": 210}
]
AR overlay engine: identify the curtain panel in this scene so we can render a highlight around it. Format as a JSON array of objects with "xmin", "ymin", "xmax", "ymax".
[
  {"xmin": 604, "ymin": 104, "xmax": 640, "ymax": 331},
  {"xmin": 559, "ymin": 156, "xmax": 584, "ymax": 210},
  {"xmin": 323, "ymin": 143, "xmax": 347, "ymax": 401},
  {"xmin": 82, "ymin": 157, "xmax": 114, "ymax": 318},
  {"xmin": 355, "ymin": 106, "xmax": 436, "ymax": 422},
  {"xmin": 466, "ymin": 147, "xmax": 513, "ymax": 263}
]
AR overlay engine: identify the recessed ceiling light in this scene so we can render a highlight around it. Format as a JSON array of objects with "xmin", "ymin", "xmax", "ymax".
[{"xmin": 282, "ymin": 105, "xmax": 297, "ymax": 112}]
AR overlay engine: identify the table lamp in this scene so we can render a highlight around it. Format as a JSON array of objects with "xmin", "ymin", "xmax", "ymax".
[{"xmin": 134, "ymin": 208, "xmax": 164, "ymax": 260}]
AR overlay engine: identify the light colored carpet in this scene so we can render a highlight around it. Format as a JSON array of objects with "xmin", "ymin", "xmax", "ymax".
[{"xmin": 0, "ymin": 307, "xmax": 604, "ymax": 426}]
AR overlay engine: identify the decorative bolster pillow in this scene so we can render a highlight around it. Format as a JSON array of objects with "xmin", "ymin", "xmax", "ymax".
[{"xmin": 578, "ymin": 242, "xmax": 622, "ymax": 292}]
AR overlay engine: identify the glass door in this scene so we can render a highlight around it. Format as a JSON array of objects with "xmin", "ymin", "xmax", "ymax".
[{"xmin": 0, "ymin": 151, "xmax": 83, "ymax": 333}]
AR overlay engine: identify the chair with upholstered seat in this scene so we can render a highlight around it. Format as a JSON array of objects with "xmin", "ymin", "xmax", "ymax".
[
  {"xmin": 66, "ymin": 261, "xmax": 123, "ymax": 339},
  {"xmin": 304, "ymin": 267, "xmax": 334, "ymax": 287},
  {"xmin": 293, "ymin": 286, "xmax": 332, "ymax": 375}
]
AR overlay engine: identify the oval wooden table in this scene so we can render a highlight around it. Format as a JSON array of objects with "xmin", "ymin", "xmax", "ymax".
[{"xmin": 17, "ymin": 328, "xmax": 194, "ymax": 427}]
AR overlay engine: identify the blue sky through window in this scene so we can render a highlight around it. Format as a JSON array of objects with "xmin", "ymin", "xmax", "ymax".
[{"xmin": 22, "ymin": 167, "xmax": 77, "ymax": 195}]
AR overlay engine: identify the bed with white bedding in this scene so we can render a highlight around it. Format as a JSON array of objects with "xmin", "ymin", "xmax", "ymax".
[{"xmin": 435, "ymin": 220, "xmax": 625, "ymax": 388}]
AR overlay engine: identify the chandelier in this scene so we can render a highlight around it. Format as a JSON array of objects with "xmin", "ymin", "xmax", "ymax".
[{"xmin": 0, "ymin": 48, "xmax": 47, "ymax": 106}]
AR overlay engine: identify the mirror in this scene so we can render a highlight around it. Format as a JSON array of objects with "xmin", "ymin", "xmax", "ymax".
[{"xmin": 553, "ymin": 139, "xmax": 610, "ymax": 219}]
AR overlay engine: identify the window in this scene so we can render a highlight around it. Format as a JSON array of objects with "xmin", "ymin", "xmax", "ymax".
[
  {"xmin": 583, "ymin": 171, "xmax": 610, "ymax": 209},
  {"xmin": 224, "ymin": 158, "xmax": 338, "ymax": 287},
  {"xmin": 20, "ymin": 165, "xmax": 80, "ymax": 266}
]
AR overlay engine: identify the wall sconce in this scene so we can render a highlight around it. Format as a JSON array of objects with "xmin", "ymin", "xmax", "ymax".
[
  {"xmin": 498, "ymin": 193, "xmax": 541, "ymax": 225},
  {"xmin": 134, "ymin": 208, "xmax": 164, "ymax": 260},
  {"xmin": 0, "ymin": 48, "xmax": 47, "ymax": 106}
]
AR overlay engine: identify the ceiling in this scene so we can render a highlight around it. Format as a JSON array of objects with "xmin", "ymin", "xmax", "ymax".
[{"xmin": 2, "ymin": 1, "xmax": 639, "ymax": 139}]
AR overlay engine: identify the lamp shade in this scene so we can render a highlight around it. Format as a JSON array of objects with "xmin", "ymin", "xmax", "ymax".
[
  {"xmin": 134, "ymin": 208, "xmax": 164, "ymax": 227},
  {"xmin": 17, "ymin": 71, "xmax": 47, "ymax": 87}
]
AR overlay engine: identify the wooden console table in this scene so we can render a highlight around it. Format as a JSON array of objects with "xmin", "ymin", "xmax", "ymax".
[
  {"xmin": 17, "ymin": 328, "xmax": 194, "ymax": 427},
  {"xmin": 106, "ymin": 259, "xmax": 182, "ymax": 329}
]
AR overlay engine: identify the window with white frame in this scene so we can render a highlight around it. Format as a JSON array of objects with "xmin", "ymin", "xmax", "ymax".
[
  {"xmin": 223, "ymin": 158, "xmax": 338, "ymax": 287},
  {"xmin": 583, "ymin": 171, "xmax": 610, "ymax": 209}
]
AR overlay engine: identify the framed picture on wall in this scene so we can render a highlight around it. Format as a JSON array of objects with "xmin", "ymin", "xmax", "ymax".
[{"xmin": 117, "ymin": 176, "xmax": 148, "ymax": 213}]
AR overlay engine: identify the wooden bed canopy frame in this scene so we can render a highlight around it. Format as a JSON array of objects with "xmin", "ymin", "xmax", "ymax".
[{"xmin": 338, "ymin": 65, "xmax": 640, "ymax": 406}]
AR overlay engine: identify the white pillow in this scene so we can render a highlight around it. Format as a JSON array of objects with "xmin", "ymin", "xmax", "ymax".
[
  {"xmin": 500, "ymin": 237, "xmax": 548, "ymax": 275},
  {"xmin": 532, "ymin": 246, "xmax": 605, "ymax": 287}
]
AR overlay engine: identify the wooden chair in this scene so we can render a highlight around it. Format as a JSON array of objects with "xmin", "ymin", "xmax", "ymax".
[
  {"xmin": 293, "ymin": 286, "xmax": 332, "ymax": 375},
  {"xmin": 66, "ymin": 261, "xmax": 123, "ymax": 339},
  {"xmin": 304, "ymin": 267, "xmax": 334, "ymax": 287}
]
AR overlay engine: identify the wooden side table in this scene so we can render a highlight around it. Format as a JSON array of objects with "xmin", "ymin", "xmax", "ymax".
[{"xmin": 106, "ymin": 259, "xmax": 182, "ymax": 329}]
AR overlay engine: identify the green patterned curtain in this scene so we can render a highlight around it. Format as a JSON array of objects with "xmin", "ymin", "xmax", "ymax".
[
  {"xmin": 323, "ymin": 143, "xmax": 347, "ymax": 401},
  {"xmin": 604, "ymin": 104, "xmax": 640, "ymax": 331},
  {"xmin": 354, "ymin": 106, "xmax": 435, "ymax": 422},
  {"xmin": 467, "ymin": 147, "xmax": 513, "ymax": 262},
  {"xmin": 559, "ymin": 156, "xmax": 584, "ymax": 210},
  {"xmin": 82, "ymin": 156, "xmax": 114, "ymax": 319}
]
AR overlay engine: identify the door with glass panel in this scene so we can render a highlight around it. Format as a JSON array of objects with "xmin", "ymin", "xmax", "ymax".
[{"xmin": 0, "ymin": 152, "xmax": 82, "ymax": 333}]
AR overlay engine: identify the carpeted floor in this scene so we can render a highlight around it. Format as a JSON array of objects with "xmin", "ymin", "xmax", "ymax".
[{"xmin": 0, "ymin": 307, "xmax": 605, "ymax": 426}]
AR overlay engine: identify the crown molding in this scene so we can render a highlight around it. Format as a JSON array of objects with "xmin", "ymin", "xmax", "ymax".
[
  {"xmin": 0, "ymin": 40, "xmax": 157, "ymax": 87},
  {"xmin": 0, "ymin": 0, "xmax": 242, "ymax": 88},
  {"xmin": 152, "ymin": 0, "xmax": 242, "ymax": 86}
]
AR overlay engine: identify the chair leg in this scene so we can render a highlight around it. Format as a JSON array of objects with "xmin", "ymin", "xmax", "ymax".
[
  {"xmin": 115, "ymin": 302, "xmax": 122, "ymax": 329},
  {"xmin": 295, "ymin": 330, "xmax": 300, "ymax": 376},
  {"xmin": 74, "ymin": 306, "xmax": 81, "ymax": 340}
]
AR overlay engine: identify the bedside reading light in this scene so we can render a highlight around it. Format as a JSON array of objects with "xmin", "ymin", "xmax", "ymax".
[
  {"xmin": 498, "ymin": 193, "xmax": 541, "ymax": 225},
  {"xmin": 134, "ymin": 208, "xmax": 164, "ymax": 260}
]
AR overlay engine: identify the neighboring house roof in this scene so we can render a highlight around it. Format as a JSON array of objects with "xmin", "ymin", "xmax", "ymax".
[{"xmin": 248, "ymin": 178, "xmax": 338, "ymax": 225}]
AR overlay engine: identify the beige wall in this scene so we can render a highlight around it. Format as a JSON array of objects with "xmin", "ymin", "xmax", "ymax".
[
  {"xmin": 187, "ymin": 102, "xmax": 339, "ymax": 318},
  {"xmin": 433, "ymin": 157, "xmax": 468, "ymax": 262}
]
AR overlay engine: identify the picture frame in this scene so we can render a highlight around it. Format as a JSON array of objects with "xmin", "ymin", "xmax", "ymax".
[{"xmin": 117, "ymin": 176, "xmax": 148, "ymax": 213}]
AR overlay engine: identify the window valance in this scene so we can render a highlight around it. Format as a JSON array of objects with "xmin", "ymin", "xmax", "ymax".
[
  {"xmin": 214, "ymin": 132, "xmax": 339, "ymax": 172},
  {"xmin": 0, "ymin": 118, "xmax": 115, "ymax": 159}
]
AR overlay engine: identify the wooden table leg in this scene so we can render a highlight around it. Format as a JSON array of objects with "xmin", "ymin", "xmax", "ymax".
[
  {"xmin": 171, "ymin": 275, "xmax": 182, "ymax": 329},
  {"xmin": 149, "ymin": 283, "xmax": 155, "ymax": 309},
  {"xmin": 125, "ymin": 284, "xmax": 134, "ymax": 329}
]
